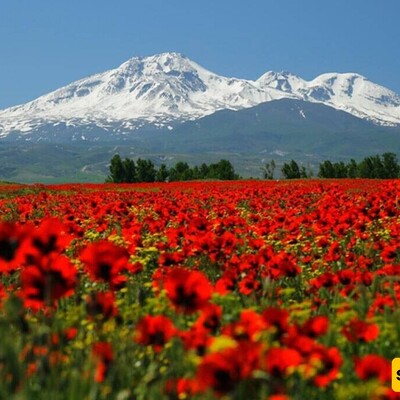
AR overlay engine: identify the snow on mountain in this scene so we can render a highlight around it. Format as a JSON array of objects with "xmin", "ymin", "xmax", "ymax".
[
  {"xmin": 256, "ymin": 71, "xmax": 306, "ymax": 93},
  {"xmin": 256, "ymin": 71, "xmax": 400, "ymax": 125},
  {"xmin": 0, "ymin": 52, "xmax": 399, "ymax": 138},
  {"xmin": 300, "ymin": 73, "xmax": 400, "ymax": 125}
]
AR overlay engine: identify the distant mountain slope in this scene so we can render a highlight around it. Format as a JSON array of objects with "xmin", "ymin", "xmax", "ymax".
[
  {"xmin": 148, "ymin": 99, "xmax": 400, "ymax": 158},
  {"xmin": 3, "ymin": 98, "xmax": 398, "ymax": 184},
  {"xmin": 0, "ymin": 52, "xmax": 400, "ymax": 141}
]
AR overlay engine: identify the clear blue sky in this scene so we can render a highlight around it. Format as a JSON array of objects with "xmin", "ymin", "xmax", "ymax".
[{"xmin": 1, "ymin": 0, "xmax": 399, "ymax": 109}]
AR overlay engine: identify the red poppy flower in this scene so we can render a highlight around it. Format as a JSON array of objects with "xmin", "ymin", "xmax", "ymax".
[
  {"xmin": 0, "ymin": 222, "xmax": 30, "ymax": 273},
  {"xmin": 238, "ymin": 272, "xmax": 261, "ymax": 295},
  {"xmin": 92, "ymin": 342, "xmax": 114, "ymax": 383},
  {"xmin": 301, "ymin": 316, "xmax": 329, "ymax": 338},
  {"xmin": 165, "ymin": 377, "xmax": 195, "ymax": 399},
  {"xmin": 222, "ymin": 309, "xmax": 266, "ymax": 342},
  {"xmin": 195, "ymin": 303, "xmax": 222, "ymax": 333},
  {"xmin": 265, "ymin": 347, "xmax": 302, "ymax": 377},
  {"xmin": 283, "ymin": 332, "xmax": 317, "ymax": 356},
  {"xmin": 195, "ymin": 343, "xmax": 260, "ymax": 396},
  {"xmin": 309, "ymin": 347, "xmax": 342, "ymax": 387},
  {"xmin": 86, "ymin": 291, "xmax": 118, "ymax": 320},
  {"xmin": 158, "ymin": 251, "xmax": 185, "ymax": 267},
  {"xmin": 381, "ymin": 244, "xmax": 399, "ymax": 263},
  {"xmin": 309, "ymin": 272, "xmax": 339, "ymax": 290},
  {"xmin": 180, "ymin": 326, "xmax": 212, "ymax": 356},
  {"xmin": 268, "ymin": 396, "xmax": 291, "ymax": 400},
  {"xmin": 325, "ymin": 241, "xmax": 342, "ymax": 262},
  {"xmin": 135, "ymin": 315, "xmax": 176, "ymax": 352},
  {"xmin": 51, "ymin": 327, "xmax": 78, "ymax": 346},
  {"xmin": 276, "ymin": 254, "xmax": 301, "ymax": 278},
  {"xmin": 342, "ymin": 318, "xmax": 379, "ymax": 342},
  {"xmin": 354, "ymin": 354, "xmax": 391, "ymax": 383},
  {"xmin": 337, "ymin": 269, "xmax": 355, "ymax": 285},
  {"xmin": 215, "ymin": 272, "xmax": 237, "ymax": 295},
  {"xmin": 24, "ymin": 218, "xmax": 72, "ymax": 261},
  {"xmin": 266, "ymin": 252, "xmax": 301, "ymax": 279},
  {"xmin": 164, "ymin": 268, "xmax": 212, "ymax": 314},
  {"xmin": 262, "ymin": 307, "xmax": 290, "ymax": 336},
  {"xmin": 20, "ymin": 255, "xmax": 77, "ymax": 311},
  {"xmin": 80, "ymin": 241, "xmax": 130, "ymax": 289}
]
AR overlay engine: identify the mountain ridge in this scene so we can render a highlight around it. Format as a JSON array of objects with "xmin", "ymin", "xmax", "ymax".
[{"xmin": 1, "ymin": 52, "xmax": 400, "ymax": 140}]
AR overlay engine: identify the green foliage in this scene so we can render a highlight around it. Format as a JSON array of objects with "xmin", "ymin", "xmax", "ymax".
[
  {"xmin": 155, "ymin": 164, "xmax": 169, "ymax": 182},
  {"xmin": 318, "ymin": 160, "xmax": 348, "ymax": 178},
  {"xmin": 281, "ymin": 160, "xmax": 309, "ymax": 179},
  {"xmin": 382, "ymin": 152, "xmax": 400, "ymax": 178},
  {"xmin": 169, "ymin": 161, "xmax": 193, "ymax": 181},
  {"xmin": 122, "ymin": 158, "xmax": 136, "ymax": 183},
  {"xmin": 318, "ymin": 152, "xmax": 400, "ymax": 179},
  {"xmin": 106, "ymin": 156, "xmax": 240, "ymax": 182},
  {"xmin": 107, "ymin": 155, "xmax": 138, "ymax": 183},
  {"xmin": 136, "ymin": 158, "xmax": 156, "ymax": 183},
  {"xmin": 207, "ymin": 159, "xmax": 238, "ymax": 180},
  {"xmin": 347, "ymin": 159, "xmax": 358, "ymax": 178},
  {"xmin": 107, "ymin": 154, "xmax": 125, "ymax": 183}
]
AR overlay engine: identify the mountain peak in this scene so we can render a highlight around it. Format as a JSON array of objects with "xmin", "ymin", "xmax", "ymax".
[
  {"xmin": 121, "ymin": 52, "xmax": 192, "ymax": 70},
  {"xmin": 150, "ymin": 51, "xmax": 187, "ymax": 61},
  {"xmin": 257, "ymin": 71, "xmax": 305, "ymax": 93}
]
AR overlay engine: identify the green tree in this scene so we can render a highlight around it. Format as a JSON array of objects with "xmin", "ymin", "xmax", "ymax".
[
  {"xmin": 156, "ymin": 164, "xmax": 170, "ymax": 182},
  {"xmin": 282, "ymin": 160, "xmax": 301, "ymax": 179},
  {"xmin": 192, "ymin": 165, "xmax": 201, "ymax": 180},
  {"xmin": 371, "ymin": 155, "xmax": 385, "ymax": 178},
  {"xmin": 333, "ymin": 161, "xmax": 348, "ymax": 178},
  {"xmin": 382, "ymin": 152, "xmax": 400, "ymax": 178},
  {"xmin": 347, "ymin": 159, "xmax": 358, "ymax": 178},
  {"xmin": 358, "ymin": 155, "xmax": 383, "ymax": 178},
  {"xmin": 198, "ymin": 163, "xmax": 210, "ymax": 179},
  {"xmin": 299, "ymin": 165, "xmax": 310, "ymax": 179},
  {"xmin": 318, "ymin": 160, "xmax": 335, "ymax": 178},
  {"xmin": 318, "ymin": 160, "xmax": 346, "ymax": 178},
  {"xmin": 358, "ymin": 156, "xmax": 372, "ymax": 178},
  {"xmin": 122, "ymin": 158, "xmax": 136, "ymax": 183},
  {"xmin": 262, "ymin": 160, "xmax": 276, "ymax": 179},
  {"xmin": 212, "ymin": 159, "xmax": 237, "ymax": 180},
  {"xmin": 169, "ymin": 162, "xmax": 193, "ymax": 181},
  {"xmin": 136, "ymin": 158, "xmax": 156, "ymax": 182},
  {"xmin": 107, "ymin": 154, "xmax": 124, "ymax": 183}
]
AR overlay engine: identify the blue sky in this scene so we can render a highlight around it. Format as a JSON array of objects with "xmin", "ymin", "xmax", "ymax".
[{"xmin": 1, "ymin": 0, "xmax": 399, "ymax": 109}]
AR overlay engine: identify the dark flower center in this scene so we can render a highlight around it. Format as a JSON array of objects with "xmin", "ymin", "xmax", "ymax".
[
  {"xmin": 0, "ymin": 239, "xmax": 19, "ymax": 261},
  {"xmin": 98, "ymin": 263, "xmax": 112, "ymax": 281},
  {"xmin": 33, "ymin": 234, "xmax": 57, "ymax": 255},
  {"xmin": 175, "ymin": 285, "xmax": 197, "ymax": 309},
  {"xmin": 213, "ymin": 369, "xmax": 234, "ymax": 393},
  {"xmin": 149, "ymin": 332, "xmax": 166, "ymax": 346}
]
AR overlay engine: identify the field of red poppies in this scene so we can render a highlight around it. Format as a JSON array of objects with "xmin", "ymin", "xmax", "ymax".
[{"xmin": 0, "ymin": 179, "xmax": 399, "ymax": 399}]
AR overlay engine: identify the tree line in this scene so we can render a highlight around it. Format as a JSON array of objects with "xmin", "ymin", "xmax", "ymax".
[
  {"xmin": 318, "ymin": 153, "xmax": 399, "ymax": 179},
  {"xmin": 106, "ymin": 155, "xmax": 240, "ymax": 183},
  {"xmin": 262, "ymin": 152, "xmax": 400, "ymax": 179},
  {"xmin": 107, "ymin": 152, "xmax": 399, "ymax": 183}
]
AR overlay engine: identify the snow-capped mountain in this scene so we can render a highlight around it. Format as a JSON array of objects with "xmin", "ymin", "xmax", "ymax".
[
  {"xmin": 257, "ymin": 71, "xmax": 400, "ymax": 125},
  {"xmin": 0, "ymin": 52, "xmax": 399, "ymax": 139}
]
